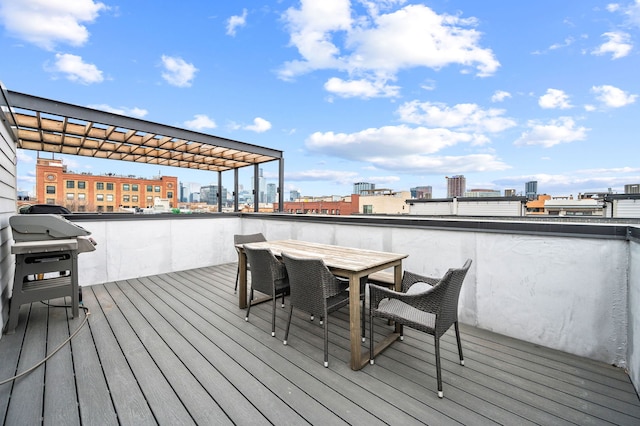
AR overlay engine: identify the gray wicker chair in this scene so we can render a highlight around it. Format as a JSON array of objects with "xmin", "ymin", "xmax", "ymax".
[
  {"xmin": 368, "ymin": 259, "xmax": 472, "ymax": 398},
  {"xmin": 244, "ymin": 246, "xmax": 289, "ymax": 337},
  {"xmin": 281, "ymin": 252, "xmax": 350, "ymax": 367},
  {"xmin": 233, "ymin": 233, "xmax": 266, "ymax": 293}
]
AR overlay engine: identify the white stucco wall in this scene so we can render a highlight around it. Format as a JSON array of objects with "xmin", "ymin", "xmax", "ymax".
[
  {"xmin": 628, "ymin": 234, "xmax": 640, "ymax": 395},
  {"xmin": 72, "ymin": 216, "xmax": 241, "ymax": 285}
]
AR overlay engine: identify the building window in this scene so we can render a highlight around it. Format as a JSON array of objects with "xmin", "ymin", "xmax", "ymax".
[
  {"xmin": 66, "ymin": 193, "xmax": 74, "ymax": 200},
  {"xmin": 147, "ymin": 185, "xmax": 153, "ymax": 192},
  {"xmin": 123, "ymin": 184, "xmax": 130, "ymax": 191},
  {"xmin": 132, "ymin": 184, "xmax": 139, "ymax": 191},
  {"xmin": 363, "ymin": 205, "xmax": 373, "ymax": 214},
  {"xmin": 154, "ymin": 186, "xmax": 161, "ymax": 192},
  {"xmin": 97, "ymin": 206, "xmax": 104, "ymax": 212},
  {"xmin": 77, "ymin": 205, "xmax": 85, "ymax": 212},
  {"xmin": 107, "ymin": 183, "xmax": 114, "ymax": 190},
  {"xmin": 106, "ymin": 206, "xmax": 114, "ymax": 212},
  {"xmin": 132, "ymin": 195, "xmax": 138, "ymax": 202},
  {"xmin": 123, "ymin": 195, "xmax": 130, "ymax": 202},
  {"xmin": 78, "ymin": 193, "xmax": 86, "ymax": 200},
  {"xmin": 46, "ymin": 198, "xmax": 55, "ymax": 204},
  {"xmin": 78, "ymin": 181, "xmax": 86, "ymax": 189},
  {"xmin": 167, "ymin": 191, "xmax": 173, "ymax": 199},
  {"xmin": 66, "ymin": 180, "xmax": 75, "ymax": 188},
  {"xmin": 106, "ymin": 194, "xmax": 114, "ymax": 202},
  {"xmin": 97, "ymin": 194, "xmax": 104, "ymax": 201},
  {"xmin": 96, "ymin": 182, "xmax": 104, "ymax": 190},
  {"xmin": 46, "ymin": 185, "xmax": 56, "ymax": 194}
]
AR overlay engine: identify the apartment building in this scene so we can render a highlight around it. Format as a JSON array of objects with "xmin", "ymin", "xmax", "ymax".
[{"xmin": 35, "ymin": 158, "xmax": 178, "ymax": 212}]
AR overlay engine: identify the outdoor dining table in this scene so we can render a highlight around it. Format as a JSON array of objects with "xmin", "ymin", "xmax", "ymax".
[{"xmin": 236, "ymin": 239, "xmax": 408, "ymax": 370}]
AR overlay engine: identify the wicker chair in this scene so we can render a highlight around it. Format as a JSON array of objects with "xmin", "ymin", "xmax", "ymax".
[
  {"xmin": 368, "ymin": 259, "xmax": 472, "ymax": 398},
  {"xmin": 243, "ymin": 246, "xmax": 289, "ymax": 337},
  {"xmin": 233, "ymin": 233, "xmax": 266, "ymax": 293},
  {"xmin": 281, "ymin": 252, "xmax": 350, "ymax": 367}
]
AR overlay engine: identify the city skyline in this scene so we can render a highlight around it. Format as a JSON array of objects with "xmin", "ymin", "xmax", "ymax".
[{"xmin": 2, "ymin": 1, "xmax": 640, "ymax": 198}]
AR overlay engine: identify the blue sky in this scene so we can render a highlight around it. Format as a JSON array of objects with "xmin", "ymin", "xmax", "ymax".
[{"xmin": 1, "ymin": 0, "xmax": 639, "ymax": 198}]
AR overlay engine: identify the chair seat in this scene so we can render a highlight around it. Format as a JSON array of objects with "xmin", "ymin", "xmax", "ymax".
[{"xmin": 377, "ymin": 298, "xmax": 436, "ymax": 331}]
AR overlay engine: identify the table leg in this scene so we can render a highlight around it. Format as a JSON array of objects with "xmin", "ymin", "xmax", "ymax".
[
  {"xmin": 349, "ymin": 273, "xmax": 363, "ymax": 370},
  {"xmin": 238, "ymin": 250, "xmax": 248, "ymax": 309}
]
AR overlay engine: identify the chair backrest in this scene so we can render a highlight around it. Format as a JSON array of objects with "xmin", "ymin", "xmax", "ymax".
[
  {"xmin": 433, "ymin": 259, "xmax": 472, "ymax": 337},
  {"xmin": 234, "ymin": 233, "xmax": 266, "ymax": 246},
  {"xmin": 281, "ymin": 252, "xmax": 343, "ymax": 315},
  {"xmin": 244, "ymin": 246, "xmax": 286, "ymax": 296}
]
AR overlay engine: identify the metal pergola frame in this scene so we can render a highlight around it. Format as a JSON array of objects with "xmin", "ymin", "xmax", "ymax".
[{"xmin": 6, "ymin": 90, "xmax": 284, "ymax": 212}]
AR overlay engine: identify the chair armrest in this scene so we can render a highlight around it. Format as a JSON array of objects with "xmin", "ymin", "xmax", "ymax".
[
  {"xmin": 369, "ymin": 283, "xmax": 440, "ymax": 313},
  {"xmin": 402, "ymin": 271, "xmax": 440, "ymax": 292}
]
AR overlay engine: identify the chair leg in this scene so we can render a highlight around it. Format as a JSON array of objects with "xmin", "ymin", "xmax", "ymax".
[
  {"xmin": 369, "ymin": 311, "xmax": 375, "ymax": 365},
  {"xmin": 283, "ymin": 305, "xmax": 294, "ymax": 345},
  {"xmin": 234, "ymin": 264, "xmax": 239, "ymax": 293},
  {"xmin": 271, "ymin": 294, "xmax": 277, "ymax": 337},
  {"xmin": 245, "ymin": 289, "xmax": 254, "ymax": 321},
  {"xmin": 361, "ymin": 298, "xmax": 366, "ymax": 342},
  {"xmin": 323, "ymin": 311, "xmax": 329, "ymax": 367},
  {"xmin": 434, "ymin": 336, "xmax": 443, "ymax": 398},
  {"xmin": 454, "ymin": 321, "xmax": 464, "ymax": 366}
]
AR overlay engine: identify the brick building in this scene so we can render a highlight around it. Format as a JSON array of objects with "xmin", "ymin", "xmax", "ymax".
[
  {"xmin": 35, "ymin": 158, "xmax": 178, "ymax": 212},
  {"xmin": 274, "ymin": 194, "xmax": 360, "ymax": 215}
]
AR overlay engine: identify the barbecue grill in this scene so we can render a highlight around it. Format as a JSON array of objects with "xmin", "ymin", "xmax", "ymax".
[{"xmin": 5, "ymin": 214, "xmax": 96, "ymax": 334}]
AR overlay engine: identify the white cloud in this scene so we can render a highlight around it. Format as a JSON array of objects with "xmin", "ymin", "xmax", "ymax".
[
  {"xmin": 613, "ymin": 0, "xmax": 640, "ymax": 27},
  {"xmin": 286, "ymin": 169, "xmax": 361, "ymax": 185},
  {"xmin": 226, "ymin": 8, "xmax": 247, "ymax": 36},
  {"xmin": 184, "ymin": 114, "xmax": 217, "ymax": 131},
  {"xmin": 50, "ymin": 53, "xmax": 103, "ymax": 84},
  {"xmin": 371, "ymin": 153, "xmax": 510, "ymax": 174},
  {"xmin": 87, "ymin": 104, "xmax": 148, "ymax": 118},
  {"xmin": 244, "ymin": 117, "xmax": 272, "ymax": 133},
  {"xmin": 324, "ymin": 77, "xmax": 400, "ymax": 98},
  {"xmin": 607, "ymin": 3, "xmax": 621, "ymax": 13},
  {"xmin": 16, "ymin": 150, "xmax": 34, "ymax": 164},
  {"xmin": 396, "ymin": 101, "xmax": 516, "ymax": 133},
  {"xmin": 591, "ymin": 84, "xmax": 637, "ymax": 107},
  {"xmin": 279, "ymin": 2, "xmax": 499, "ymax": 91},
  {"xmin": 306, "ymin": 125, "xmax": 472, "ymax": 159},
  {"xmin": 592, "ymin": 31, "xmax": 632, "ymax": 59},
  {"xmin": 491, "ymin": 90, "xmax": 512, "ymax": 103},
  {"xmin": 549, "ymin": 36, "xmax": 575, "ymax": 51},
  {"xmin": 0, "ymin": 0, "xmax": 107, "ymax": 50},
  {"xmin": 161, "ymin": 55, "xmax": 198, "ymax": 87},
  {"xmin": 538, "ymin": 88, "xmax": 572, "ymax": 109},
  {"xmin": 514, "ymin": 117, "xmax": 589, "ymax": 148}
]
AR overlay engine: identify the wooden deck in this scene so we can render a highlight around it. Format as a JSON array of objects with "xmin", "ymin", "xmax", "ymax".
[{"xmin": 1, "ymin": 263, "xmax": 639, "ymax": 425}]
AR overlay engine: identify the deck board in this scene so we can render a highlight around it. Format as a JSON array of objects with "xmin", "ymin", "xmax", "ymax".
[{"xmin": 1, "ymin": 262, "xmax": 639, "ymax": 425}]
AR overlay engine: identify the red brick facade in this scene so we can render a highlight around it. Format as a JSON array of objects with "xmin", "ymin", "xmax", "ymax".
[
  {"xmin": 274, "ymin": 194, "xmax": 359, "ymax": 215},
  {"xmin": 35, "ymin": 158, "xmax": 178, "ymax": 212}
]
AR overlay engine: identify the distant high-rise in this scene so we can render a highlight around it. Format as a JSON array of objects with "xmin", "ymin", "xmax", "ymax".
[
  {"xmin": 504, "ymin": 189, "xmax": 516, "ymax": 197},
  {"xmin": 266, "ymin": 183, "xmax": 276, "ymax": 203},
  {"xmin": 411, "ymin": 186, "xmax": 432, "ymax": 199},
  {"xmin": 625, "ymin": 183, "xmax": 640, "ymax": 194},
  {"xmin": 353, "ymin": 182, "xmax": 375, "ymax": 195},
  {"xmin": 446, "ymin": 175, "xmax": 466, "ymax": 198},
  {"xmin": 525, "ymin": 181, "xmax": 538, "ymax": 200},
  {"xmin": 289, "ymin": 189, "xmax": 301, "ymax": 201}
]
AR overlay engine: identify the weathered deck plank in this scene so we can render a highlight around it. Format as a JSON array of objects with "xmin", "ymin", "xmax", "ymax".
[{"xmin": 0, "ymin": 262, "xmax": 639, "ymax": 426}]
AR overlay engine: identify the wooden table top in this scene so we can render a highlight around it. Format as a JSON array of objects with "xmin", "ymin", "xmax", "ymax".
[{"xmin": 241, "ymin": 239, "xmax": 407, "ymax": 273}]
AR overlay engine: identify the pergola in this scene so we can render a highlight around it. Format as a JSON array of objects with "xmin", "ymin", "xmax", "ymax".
[{"xmin": 5, "ymin": 90, "xmax": 284, "ymax": 212}]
